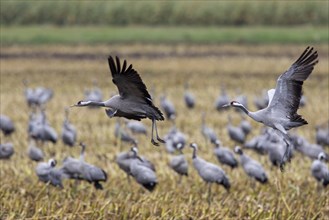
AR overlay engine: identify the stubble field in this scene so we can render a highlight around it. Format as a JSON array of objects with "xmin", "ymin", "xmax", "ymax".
[{"xmin": 1, "ymin": 44, "xmax": 329, "ymax": 219}]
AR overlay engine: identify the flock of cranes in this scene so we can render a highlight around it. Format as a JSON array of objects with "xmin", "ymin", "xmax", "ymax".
[{"xmin": 1, "ymin": 47, "xmax": 329, "ymax": 201}]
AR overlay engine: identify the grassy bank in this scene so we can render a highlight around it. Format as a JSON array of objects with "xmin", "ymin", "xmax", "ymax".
[{"xmin": 1, "ymin": 25, "xmax": 328, "ymax": 45}]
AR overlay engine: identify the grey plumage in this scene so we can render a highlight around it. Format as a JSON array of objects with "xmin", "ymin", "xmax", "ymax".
[
  {"xmin": 244, "ymin": 134, "xmax": 266, "ymax": 154},
  {"xmin": 116, "ymin": 150, "xmax": 134, "ymax": 180},
  {"xmin": 160, "ymin": 95, "xmax": 176, "ymax": 120},
  {"xmin": 184, "ymin": 83, "xmax": 195, "ymax": 109},
  {"xmin": 116, "ymin": 145, "xmax": 155, "ymax": 182},
  {"xmin": 27, "ymin": 139, "xmax": 44, "ymax": 162},
  {"xmin": 61, "ymin": 108, "xmax": 77, "ymax": 147},
  {"xmin": 0, "ymin": 142, "xmax": 14, "ymax": 159},
  {"xmin": 201, "ymin": 113, "xmax": 218, "ymax": 144},
  {"xmin": 61, "ymin": 143, "xmax": 107, "ymax": 189},
  {"xmin": 267, "ymin": 142, "xmax": 291, "ymax": 167},
  {"xmin": 129, "ymin": 147, "xmax": 157, "ymax": 191},
  {"xmin": 311, "ymin": 153, "xmax": 329, "ymax": 187},
  {"xmin": 224, "ymin": 47, "xmax": 318, "ymax": 170},
  {"xmin": 213, "ymin": 140, "xmax": 238, "ymax": 169},
  {"xmin": 125, "ymin": 120, "xmax": 147, "ymax": 135},
  {"xmin": 31, "ymin": 110, "xmax": 58, "ymax": 144},
  {"xmin": 215, "ymin": 86, "xmax": 230, "ymax": 111},
  {"xmin": 165, "ymin": 125, "xmax": 187, "ymax": 150},
  {"xmin": 169, "ymin": 144, "xmax": 188, "ymax": 178},
  {"xmin": 190, "ymin": 143, "xmax": 230, "ymax": 190},
  {"xmin": 35, "ymin": 159, "xmax": 65, "ymax": 188},
  {"xmin": 239, "ymin": 116, "xmax": 252, "ymax": 136},
  {"xmin": 235, "ymin": 146, "xmax": 268, "ymax": 184},
  {"xmin": 115, "ymin": 120, "xmax": 136, "ymax": 144},
  {"xmin": 23, "ymin": 80, "xmax": 53, "ymax": 109},
  {"xmin": 73, "ymin": 56, "xmax": 165, "ymax": 146},
  {"xmin": 227, "ymin": 116, "xmax": 246, "ymax": 144},
  {"xmin": 293, "ymin": 135, "xmax": 328, "ymax": 160},
  {"xmin": 0, "ymin": 114, "xmax": 15, "ymax": 136},
  {"xmin": 316, "ymin": 123, "xmax": 329, "ymax": 146}
]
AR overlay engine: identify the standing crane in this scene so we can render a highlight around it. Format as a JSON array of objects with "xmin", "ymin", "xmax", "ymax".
[
  {"xmin": 223, "ymin": 47, "xmax": 318, "ymax": 171},
  {"xmin": 73, "ymin": 56, "xmax": 165, "ymax": 146},
  {"xmin": 183, "ymin": 82, "xmax": 196, "ymax": 109},
  {"xmin": 190, "ymin": 143, "xmax": 230, "ymax": 204}
]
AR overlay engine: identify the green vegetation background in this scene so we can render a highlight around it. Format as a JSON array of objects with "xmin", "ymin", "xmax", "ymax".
[{"xmin": 1, "ymin": 1, "xmax": 328, "ymax": 45}]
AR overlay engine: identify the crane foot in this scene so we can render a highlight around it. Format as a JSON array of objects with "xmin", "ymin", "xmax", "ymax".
[{"xmin": 151, "ymin": 139, "xmax": 159, "ymax": 146}]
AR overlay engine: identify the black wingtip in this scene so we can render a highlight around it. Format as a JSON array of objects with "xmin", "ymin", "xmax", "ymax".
[{"xmin": 115, "ymin": 56, "xmax": 121, "ymax": 74}]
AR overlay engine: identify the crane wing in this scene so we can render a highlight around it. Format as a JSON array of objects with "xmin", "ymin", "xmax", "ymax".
[
  {"xmin": 267, "ymin": 47, "xmax": 318, "ymax": 118},
  {"xmin": 108, "ymin": 56, "xmax": 152, "ymax": 105},
  {"xmin": 267, "ymin": 89, "xmax": 275, "ymax": 106}
]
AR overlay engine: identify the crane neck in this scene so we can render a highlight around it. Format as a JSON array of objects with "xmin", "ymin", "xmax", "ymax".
[
  {"xmin": 192, "ymin": 147, "xmax": 197, "ymax": 159},
  {"xmin": 78, "ymin": 101, "xmax": 105, "ymax": 107},
  {"xmin": 233, "ymin": 104, "xmax": 250, "ymax": 115},
  {"xmin": 80, "ymin": 144, "xmax": 86, "ymax": 161}
]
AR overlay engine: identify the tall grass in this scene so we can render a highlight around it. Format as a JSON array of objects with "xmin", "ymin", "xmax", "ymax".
[
  {"xmin": 1, "ymin": 1, "xmax": 328, "ymax": 26},
  {"xmin": 1, "ymin": 44, "xmax": 329, "ymax": 219}
]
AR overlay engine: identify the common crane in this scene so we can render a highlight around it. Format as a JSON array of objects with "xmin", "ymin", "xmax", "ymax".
[
  {"xmin": 27, "ymin": 139, "xmax": 44, "ymax": 162},
  {"xmin": 61, "ymin": 108, "xmax": 77, "ymax": 147},
  {"xmin": 213, "ymin": 140, "xmax": 238, "ymax": 169},
  {"xmin": 129, "ymin": 147, "xmax": 157, "ymax": 192},
  {"xmin": 184, "ymin": 83, "xmax": 195, "ymax": 109},
  {"xmin": 0, "ymin": 114, "xmax": 15, "ymax": 136},
  {"xmin": 160, "ymin": 94, "xmax": 176, "ymax": 120},
  {"xmin": 115, "ymin": 119, "xmax": 137, "ymax": 144},
  {"xmin": 169, "ymin": 143, "xmax": 188, "ymax": 183},
  {"xmin": 61, "ymin": 143, "xmax": 107, "ymax": 189},
  {"xmin": 30, "ymin": 110, "xmax": 58, "ymax": 145},
  {"xmin": 35, "ymin": 159, "xmax": 65, "ymax": 188},
  {"xmin": 311, "ymin": 153, "xmax": 329, "ymax": 187},
  {"xmin": 224, "ymin": 47, "xmax": 318, "ymax": 170},
  {"xmin": 0, "ymin": 142, "xmax": 14, "ymax": 159},
  {"xmin": 125, "ymin": 120, "xmax": 147, "ymax": 135},
  {"xmin": 201, "ymin": 112, "xmax": 218, "ymax": 144},
  {"xmin": 227, "ymin": 115, "xmax": 246, "ymax": 144},
  {"xmin": 234, "ymin": 146, "xmax": 268, "ymax": 184},
  {"xmin": 116, "ymin": 143, "xmax": 155, "ymax": 183},
  {"xmin": 316, "ymin": 122, "xmax": 329, "ymax": 146},
  {"xmin": 215, "ymin": 85, "xmax": 230, "ymax": 111},
  {"xmin": 190, "ymin": 143, "xmax": 230, "ymax": 203},
  {"xmin": 73, "ymin": 56, "xmax": 165, "ymax": 146}
]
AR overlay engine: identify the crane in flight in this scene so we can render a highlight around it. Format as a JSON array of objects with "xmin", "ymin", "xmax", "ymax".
[
  {"xmin": 223, "ymin": 47, "xmax": 318, "ymax": 171},
  {"xmin": 73, "ymin": 56, "xmax": 165, "ymax": 146}
]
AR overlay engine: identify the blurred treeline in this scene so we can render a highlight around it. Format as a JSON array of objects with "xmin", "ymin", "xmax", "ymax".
[{"xmin": 1, "ymin": 1, "xmax": 328, "ymax": 26}]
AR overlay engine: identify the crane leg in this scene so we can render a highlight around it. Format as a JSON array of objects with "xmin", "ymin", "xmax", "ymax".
[
  {"xmin": 207, "ymin": 183, "xmax": 212, "ymax": 205},
  {"xmin": 151, "ymin": 119, "xmax": 159, "ymax": 146},
  {"xmin": 279, "ymin": 133, "xmax": 292, "ymax": 172},
  {"xmin": 154, "ymin": 120, "xmax": 165, "ymax": 143}
]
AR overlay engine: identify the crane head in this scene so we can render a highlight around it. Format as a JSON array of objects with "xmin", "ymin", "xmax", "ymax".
[
  {"xmin": 189, "ymin": 143, "xmax": 198, "ymax": 149},
  {"xmin": 318, "ymin": 152, "xmax": 327, "ymax": 161},
  {"xmin": 221, "ymin": 101, "xmax": 238, "ymax": 108},
  {"xmin": 176, "ymin": 143, "xmax": 184, "ymax": 150},
  {"xmin": 71, "ymin": 100, "xmax": 89, "ymax": 107},
  {"xmin": 48, "ymin": 158, "xmax": 57, "ymax": 167},
  {"xmin": 214, "ymin": 139, "xmax": 222, "ymax": 147},
  {"xmin": 234, "ymin": 146, "xmax": 243, "ymax": 155}
]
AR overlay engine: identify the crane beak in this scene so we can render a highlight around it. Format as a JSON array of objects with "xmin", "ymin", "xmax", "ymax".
[
  {"xmin": 221, "ymin": 103, "xmax": 230, "ymax": 108},
  {"xmin": 70, "ymin": 100, "xmax": 85, "ymax": 107}
]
